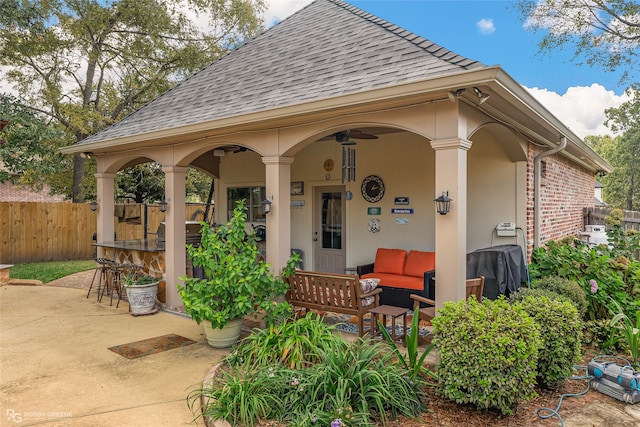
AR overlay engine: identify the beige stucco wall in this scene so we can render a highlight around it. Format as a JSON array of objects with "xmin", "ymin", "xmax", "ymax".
[{"xmin": 216, "ymin": 125, "xmax": 527, "ymax": 271}]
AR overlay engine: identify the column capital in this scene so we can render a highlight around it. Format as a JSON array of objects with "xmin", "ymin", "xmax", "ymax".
[
  {"xmin": 262, "ymin": 156, "xmax": 295, "ymax": 166},
  {"xmin": 95, "ymin": 172, "xmax": 116, "ymax": 179},
  {"xmin": 161, "ymin": 165, "xmax": 189, "ymax": 174},
  {"xmin": 430, "ymin": 138, "xmax": 472, "ymax": 151}
]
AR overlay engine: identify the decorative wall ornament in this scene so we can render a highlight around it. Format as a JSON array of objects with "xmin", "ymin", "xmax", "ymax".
[{"xmin": 368, "ymin": 218, "xmax": 380, "ymax": 233}]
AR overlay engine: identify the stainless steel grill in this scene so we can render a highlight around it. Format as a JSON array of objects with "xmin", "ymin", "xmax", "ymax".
[{"xmin": 156, "ymin": 221, "xmax": 202, "ymax": 244}]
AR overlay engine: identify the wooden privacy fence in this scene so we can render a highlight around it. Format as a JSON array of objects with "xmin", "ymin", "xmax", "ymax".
[
  {"xmin": 583, "ymin": 207, "xmax": 640, "ymax": 231},
  {"xmin": 0, "ymin": 202, "xmax": 211, "ymax": 264}
]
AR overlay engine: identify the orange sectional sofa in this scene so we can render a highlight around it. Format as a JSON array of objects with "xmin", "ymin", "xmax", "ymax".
[{"xmin": 357, "ymin": 248, "xmax": 436, "ymax": 309}]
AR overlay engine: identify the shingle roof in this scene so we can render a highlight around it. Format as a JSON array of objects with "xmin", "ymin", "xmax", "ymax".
[{"xmin": 80, "ymin": 0, "xmax": 485, "ymax": 144}]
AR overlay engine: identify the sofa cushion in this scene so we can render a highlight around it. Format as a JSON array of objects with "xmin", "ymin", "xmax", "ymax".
[
  {"xmin": 361, "ymin": 272, "xmax": 423, "ymax": 290},
  {"xmin": 403, "ymin": 250, "xmax": 435, "ymax": 278},
  {"xmin": 373, "ymin": 248, "xmax": 407, "ymax": 275}
]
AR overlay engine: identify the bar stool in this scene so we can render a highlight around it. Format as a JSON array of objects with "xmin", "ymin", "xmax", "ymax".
[{"xmin": 86, "ymin": 258, "xmax": 114, "ymax": 300}]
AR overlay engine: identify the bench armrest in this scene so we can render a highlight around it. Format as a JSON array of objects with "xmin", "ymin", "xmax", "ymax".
[
  {"xmin": 410, "ymin": 293, "xmax": 435, "ymax": 308},
  {"xmin": 361, "ymin": 287, "xmax": 383, "ymax": 298},
  {"xmin": 357, "ymin": 263, "xmax": 374, "ymax": 276}
]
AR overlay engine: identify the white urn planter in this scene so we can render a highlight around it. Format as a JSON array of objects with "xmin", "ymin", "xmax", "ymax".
[
  {"xmin": 203, "ymin": 318, "xmax": 243, "ymax": 348},
  {"xmin": 124, "ymin": 281, "xmax": 159, "ymax": 315}
]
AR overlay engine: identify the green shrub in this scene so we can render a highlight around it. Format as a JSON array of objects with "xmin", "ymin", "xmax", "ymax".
[
  {"xmin": 532, "ymin": 276, "xmax": 587, "ymax": 318},
  {"xmin": 197, "ymin": 339, "xmax": 426, "ymax": 427},
  {"xmin": 583, "ymin": 319, "xmax": 621, "ymax": 350},
  {"xmin": 515, "ymin": 295, "xmax": 583, "ymax": 388},
  {"xmin": 509, "ymin": 287, "xmax": 573, "ymax": 307},
  {"xmin": 431, "ymin": 297, "xmax": 540, "ymax": 415},
  {"xmin": 530, "ymin": 238, "xmax": 639, "ymax": 321},
  {"xmin": 228, "ymin": 312, "xmax": 343, "ymax": 369}
]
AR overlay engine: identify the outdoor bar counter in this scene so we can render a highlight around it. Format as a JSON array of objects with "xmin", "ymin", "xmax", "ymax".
[{"xmin": 94, "ymin": 240, "xmax": 166, "ymax": 302}]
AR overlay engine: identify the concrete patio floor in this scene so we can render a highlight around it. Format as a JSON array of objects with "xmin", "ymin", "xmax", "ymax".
[
  {"xmin": 2, "ymin": 270, "xmax": 640, "ymax": 427},
  {"xmin": 0, "ymin": 281, "xmax": 226, "ymax": 427}
]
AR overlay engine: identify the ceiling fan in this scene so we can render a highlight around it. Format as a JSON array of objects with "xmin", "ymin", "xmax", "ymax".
[{"xmin": 334, "ymin": 129, "xmax": 378, "ymax": 145}]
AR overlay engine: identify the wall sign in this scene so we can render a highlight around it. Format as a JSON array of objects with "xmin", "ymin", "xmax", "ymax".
[
  {"xmin": 394, "ymin": 197, "xmax": 410, "ymax": 205},
  {"xmin": 367, "ymin": 207, "xmax": 381, "ymax": 215},
  {"xmin": 391, "ymin": 208, "xmax": 414, "ymax": 214},
  {"xmin": 395, "ymin": 217, "xmax": 409, "ymax": 225}
]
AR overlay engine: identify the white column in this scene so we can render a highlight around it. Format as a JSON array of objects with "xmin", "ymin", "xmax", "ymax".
[
  {"xmin": 95, "ymin": 172, "xmax": 116, "ymax": 258},
  {"xmin": 163, "ymin": 166, "xmax": 188, "ymax": 308},
  {"xmin": 262, "ymin": 156, "xmax": 294, "ymax": 273},
  {"xmin": 430, "ymin": 138, "xmax": 471, "ymax": 307}
]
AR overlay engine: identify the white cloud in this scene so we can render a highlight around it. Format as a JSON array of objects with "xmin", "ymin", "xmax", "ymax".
[
  {"xmin": 476, "ymin": 18, "xmax": 496, "ymax": 35},
  {"xmin": 525, "ymin": 84, "xmax": 630, "ymax": 138},
  {"xmin": 263, "ymin": 0, "xmax": 313, "ymax": 26}
]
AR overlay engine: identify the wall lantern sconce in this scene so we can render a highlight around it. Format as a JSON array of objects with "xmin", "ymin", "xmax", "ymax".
[
  {"xmin": 434, "ymin": 191, "xmax": 452, "ymax": 215},
  {"xmin": 262, "ymin": 199, "xmax": 272, "ymax": 215},
  {"xmin": 158, "ymin": 200, "xmax": 168, "ymax": 212},
  {"xmin": 89, "ymin": 201, "xmax": 98, "ymax": 212}
]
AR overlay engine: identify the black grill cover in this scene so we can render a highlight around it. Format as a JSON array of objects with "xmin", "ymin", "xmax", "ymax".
[{"xmin": 466, "ymin": 244, "xmax": 526, "ymax": 300}]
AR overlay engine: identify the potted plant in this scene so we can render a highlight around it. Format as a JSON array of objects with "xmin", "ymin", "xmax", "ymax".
[
  {"xmin": 177, "ymin": 199, "xmax": 299, "ymax": 348},
  {"xmin": 122, "ymin": 271, "xmax": 160, "ymax": 315}
]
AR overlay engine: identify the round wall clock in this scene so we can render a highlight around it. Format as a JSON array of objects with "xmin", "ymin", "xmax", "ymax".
[{"xmin": 361, "ymin": 175, "xmax": 385, "ymax": 203}]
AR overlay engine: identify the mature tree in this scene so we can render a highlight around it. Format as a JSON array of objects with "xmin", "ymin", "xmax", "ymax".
[
  {"xmin": 0, "ymin": 94, "xmax": 68, "ymax": 191},
  {"xmin": 1, "ymin": 0, "xmax": 265, "ymax": 202},
  {"xmin": 518, "ymin": 0, "xmax": 640, "ymax": 81},
  {"xmin": 601, "ymin": 85, "xmax": 640, "ymax": 210}
]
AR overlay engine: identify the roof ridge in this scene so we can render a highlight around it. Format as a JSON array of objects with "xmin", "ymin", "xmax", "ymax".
[{"xmin": 326, "ymin": 0, "xmax": 482, "ymax": 68}]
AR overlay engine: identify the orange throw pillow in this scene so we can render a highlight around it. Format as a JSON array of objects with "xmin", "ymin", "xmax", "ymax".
[
  {"xmin": 373, "ymin": 248, "xmax": 407, "ymax": 275},
  {"xmin": 403, "ymin": 250, "xmax": 435, "ymax": 277}
]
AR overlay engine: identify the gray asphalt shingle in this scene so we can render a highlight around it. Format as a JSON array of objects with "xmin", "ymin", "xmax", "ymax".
[{"xmin": 80, "ymin": 0, "xmax": 485, "ymax": 145}]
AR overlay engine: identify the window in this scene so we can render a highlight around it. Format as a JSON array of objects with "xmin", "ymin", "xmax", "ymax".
[{"xmin": 227, "ymin": 186, "xmax": 266, "ymax": 221}]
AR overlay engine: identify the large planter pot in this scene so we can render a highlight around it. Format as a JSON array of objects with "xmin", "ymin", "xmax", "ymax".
[
  {"xmin": 124, "ymin": 281, "xmax": 159, "ymax": 315},
  {"xmin": 203, "ymin": 318, "xmax": 243, "ymax": 348}
]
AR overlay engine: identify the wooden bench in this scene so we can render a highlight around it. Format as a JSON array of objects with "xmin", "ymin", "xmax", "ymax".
[{"xmin": 285, "ymin": 270, "xmax": 382, "ymax": 337}]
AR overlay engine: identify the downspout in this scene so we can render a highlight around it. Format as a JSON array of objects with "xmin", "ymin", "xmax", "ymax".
[{"xmin": 533, "ymin": 136, "xmax": 567, "ymax": 248}]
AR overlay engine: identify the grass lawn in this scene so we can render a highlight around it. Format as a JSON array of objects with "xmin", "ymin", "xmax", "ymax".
[{"xmin": 10, "ymin": 260, "xmax": 96, "ymax": 283}]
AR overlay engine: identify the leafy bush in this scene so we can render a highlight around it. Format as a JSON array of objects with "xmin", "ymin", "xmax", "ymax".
[
  {"xmin": 583, "ymin": 319, "xmax": 624, "ymax": 351},
  {"xmin": 197, "ymin": 339, "xmax": 426, "ymax": 427},
  {"xmin": 515, "ymin": 295, "xmax": 583, "ymax": 388},
  {"xmin": 509, "ymin": 287, "xmax": 573, "ymax": 307},
  {"xmin": 431, "ymin": 297, "xmax": 540, "ymax": 415},
  {"xmin": 532, "ymin": 276, "xmax": 587, "ymax": 318},
  {"xmin": 530, "ymin": 237, "xmax": 639, "ymax": 321},
  {"xmin": 228, "ymin": 312, "xmax": 343, "ymax": 369}
]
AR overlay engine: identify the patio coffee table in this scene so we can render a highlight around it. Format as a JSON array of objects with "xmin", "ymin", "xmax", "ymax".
[{"xmin": 369, "ymin": 304, "xmax": 408, "ymax": 345}]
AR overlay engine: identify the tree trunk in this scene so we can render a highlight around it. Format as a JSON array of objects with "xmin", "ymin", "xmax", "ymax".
[{"xmin": 72, "ymin": 154, "xmax": 85, "ymax": 202}]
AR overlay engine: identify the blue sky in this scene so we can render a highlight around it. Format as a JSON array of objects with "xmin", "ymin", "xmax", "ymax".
[
  {"xmin": 265, "ymin": 0, "xmax": 632, "ymax": 137},
  {"xmin": 348, "ymin": 0, "xmax": 626, "ymax": 96}
]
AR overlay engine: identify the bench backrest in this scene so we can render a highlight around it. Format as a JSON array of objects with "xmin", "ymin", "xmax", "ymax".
[{"xmin": 286, "ymin": 270, "xmax": 365, "ymax": 310}]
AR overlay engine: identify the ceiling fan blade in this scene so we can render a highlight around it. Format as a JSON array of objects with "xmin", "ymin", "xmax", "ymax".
[{"xmin": 348, "ymin": 129, "xmax": 378, "ymax": 139}]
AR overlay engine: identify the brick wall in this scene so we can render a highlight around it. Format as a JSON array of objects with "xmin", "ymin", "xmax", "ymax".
[
  {"xmin": 0, "ymin": 182, "xmax": 66, "ymax": 202},
  {"xmin": 525, "ymin": 144, "xmax": 595, "ymax": 255}
]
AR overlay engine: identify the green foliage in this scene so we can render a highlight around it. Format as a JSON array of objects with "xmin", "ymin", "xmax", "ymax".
[
  {"xmin": 1, "ymin": 0, "xmax": 265, "ymax": 201},
  {"xmin": 177, "ymin": 200, "xmax": 298, "ymax": 329},
  {"xmin": 228, "ymin": 312, "xmax": 343, "ymax": 370},
  {"xmin": 378, "ymin": 308, "xmax": 436, "ymax": 381},
  {"xmin": 532, "ymin": 276, "xmax": 587, "ymax": 318},
  {"xmin": 115, "ymin": 163, "xmax": 165, "ymax": 203},
  {"xmin": 431, "ymin": 297, "xmax": 540, "ymax": 415},
  {"xmin": 195, "ymin": 338, "xmax": 426, "ymax": 427},
  {"xmin": 0, "ymin": 94, "xmax": 69, "ymax": 191},
  {"xmin": 515, "ymin": 295, "xmax": 583, "ymax": 388},
  {"xmin": 10, "ymin": 259, "xmax": 96, "ymax": 283},
  {"xmin": 583, "ymin": 319, "xmax": 620, "ymax": 350},
  {"xmin": 510, "ymin": 287, "xmax": 573, "ymax": 307},
  {"xmin": 606, "ymin": 299, "xmax": 640, "ymax": 365},
  {"xmin": 530, "ymin": 237, "xmax": 639, "ymax": 322},
  {"xmin": 121, "ymin": 271, "xmax": 158, "ymax": 287},
  {"xmin": 518, "ymin": 0, "xmax": 640, "ymax": 80}
]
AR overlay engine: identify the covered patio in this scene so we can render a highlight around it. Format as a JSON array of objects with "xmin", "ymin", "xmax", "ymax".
[{"xmin": 61, "ymin": 0, "xmax": 611, "ymax": 310}]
